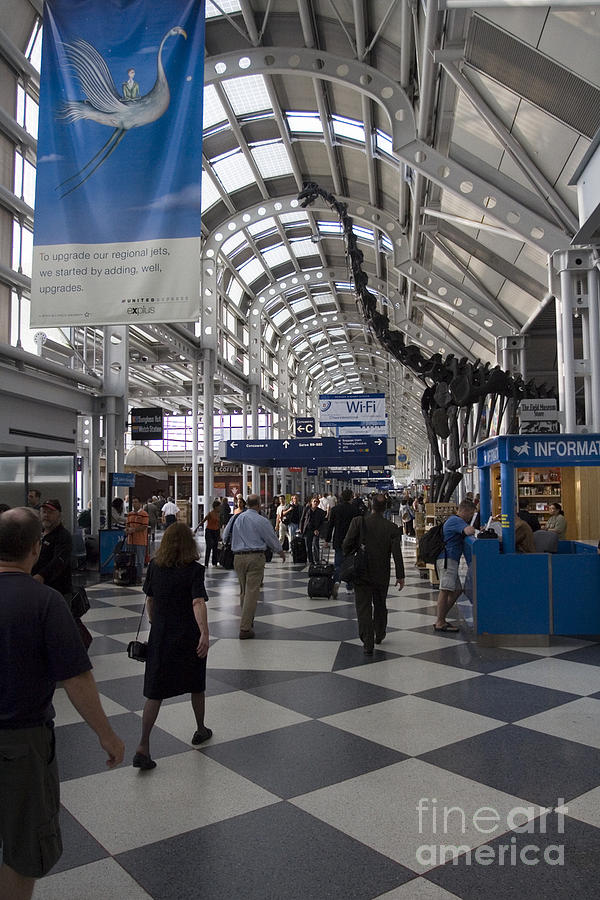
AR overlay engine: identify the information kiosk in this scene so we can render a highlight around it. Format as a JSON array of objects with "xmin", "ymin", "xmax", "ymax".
[{"xmin": 473, "ymin": 434, "xmax": 600, "ymax": 644}]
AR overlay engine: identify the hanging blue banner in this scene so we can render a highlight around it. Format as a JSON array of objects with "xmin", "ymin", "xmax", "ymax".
[{"xmin": 31, "ymin": 0, "xmax": 205, "ymax": 327}]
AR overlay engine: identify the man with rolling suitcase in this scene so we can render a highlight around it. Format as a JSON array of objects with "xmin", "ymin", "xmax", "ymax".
[{"xmin": 299, "ymin": 496, "xmax": 326, "ymax": 566}]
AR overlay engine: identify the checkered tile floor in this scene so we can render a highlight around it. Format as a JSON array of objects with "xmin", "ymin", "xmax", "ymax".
[{"xmin": 37, "ymin": 543, "xmax": 600, "ymax": 899}]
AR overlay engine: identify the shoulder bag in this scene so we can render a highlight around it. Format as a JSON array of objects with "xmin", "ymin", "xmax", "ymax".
[
  {"xmin": 70, "ymin": 586, "xmax": 90, "ymax": 619},
  {"xmin": 339, "ymin": 516, "xmax": 369, "ymax": 583},
  {"xmin": 127, "ymin": 605, "xmax": 148, "ymax": 662}
]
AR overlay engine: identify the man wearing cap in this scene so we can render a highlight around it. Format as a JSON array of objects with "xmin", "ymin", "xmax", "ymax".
[
  {"xmin": 31, "ymin": 499, "xmax": 72, "ymax": 602},
  {"xmin": 0, "ymin": 507, "xmax": 124, "ymax": 898},
  {"xmin": 222, "ymin": 494, "xmax": 285, "ymax": 639}
]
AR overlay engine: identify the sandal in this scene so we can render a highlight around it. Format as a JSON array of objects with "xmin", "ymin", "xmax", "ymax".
[
  {"xmin": 434, "ymin": 623, "xmax": 459, "ymax": 632},
  {"xmin": 191, "ymin": 727, "xmax": 213, "ymax": 745}
]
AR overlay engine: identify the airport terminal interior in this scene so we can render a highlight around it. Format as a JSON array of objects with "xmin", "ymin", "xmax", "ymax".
[{"xmin": 3, "ymin": 0, "xmax": 600, "ymax": 897}]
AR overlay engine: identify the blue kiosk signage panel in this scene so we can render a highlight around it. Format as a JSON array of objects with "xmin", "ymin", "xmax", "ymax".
[
  {"xmin": 219, "ymin": 436, "xmax": 388, "ymax": 467},
  {"xmin": 477, "ymin": 434, "xmax": 600, "ymax": 468}
]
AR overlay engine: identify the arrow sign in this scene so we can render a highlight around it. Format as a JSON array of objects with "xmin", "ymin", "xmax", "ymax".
[
  {"xmin": 219, "ymin": 436, "xmax": 388, "ymax": 467},
  {"xmin": 295, "ymin": 416, "xmax": 316, "ymax": 438}
]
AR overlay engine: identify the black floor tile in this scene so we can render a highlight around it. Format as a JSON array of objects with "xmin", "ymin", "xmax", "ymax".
[
  {"xmin": 420, "ymin": 724, "xmax": 600, "ymax": 806},
  {"xmin": 86, "ymin": 616, "xmax": 146, "ymax": 636},
  {"xmin": 56, "ymin": 712, "xmax": 189, "ymax": 780},
  {"xmin": 294, "ymin": 619, "xmax": 366, "ymax": 642},
  {"xmin": 248, "ymin": 671, "xmax": 403, "ymax": 718},
  {"xmin": 413, "ymin": 644, "xmax": 541, "ymax": 673},
  {"xmin": 415, "ymin": 674, "xmax": 579, "ymax": 722},
  {"xmin": 117, "ymin": 802, "xmax": 414, "ymax": 900},
  {"xmin": 553, "ymin": 644, "xmax": 600, "ymax": 666},
  {"xmin": 426, "ymin": 814, "xmax": 600, "ymax": 900},
  {"xmin": 49, "ymin": 806, "xmax": 109, "ymax": 874},
  {"xmin": 201, "ymin": 720, "xmax": 406, "ymax": 799},
  {"xmin": 210, "ymin": 669, "xmax": 309, "ymax": 690},
  {"xmin": 88, "ymin": 635, "xmax": 129, "ymax": 656},
  {"xmin": 332, "ymin": 641, "xmax": 402, "ymax": 671}
]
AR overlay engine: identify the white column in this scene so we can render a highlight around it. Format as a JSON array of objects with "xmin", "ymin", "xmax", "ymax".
[
  {"xmin": 559, "ymin": 268, "xmax": 577, "ymax": 432},
  {"xmin": 203, "ymin": 350, "xmax": 215, "ymax": 516},
  {"xmin": 91, "ymin": 413, "xmax": 101, "ymax": 534},
  {"xmin": 191, "ymin": 358, "xmax": 199, "ymax": 530},
  {"xmin": 250, "ymin": 384, "xmax": 260, "ymax": 495},
  {"xmin": 588, "ymin": 265, "xmax": 600, "ymax": 431}
]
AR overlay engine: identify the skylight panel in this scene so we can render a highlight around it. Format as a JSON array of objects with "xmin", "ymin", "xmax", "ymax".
[
  {"xmin": 237, "ymin": 257, "xmax": 266, "ymax": 285},
  {"xmin": 248, "ymin": 217, "xmax": 277, "ymax": 236},
  {"xmin": 227, "ymin": 279, "xmax": 244, "ymax": 306},
  {"xmin": 203, "ymin": 85, "xmax": 227, "ymax": 130},
  {"xmin": 332, "ymin": 115, "xmax": 365, "ymax": 143},
  {"xmin": 315, "ymin": 294, "xmax": 335, "ymax": 306},
  {"xmin": 264, "ymin": 324, "xmax": 275, "ymax": 344},
  {"xmin": 376, "ymin": 129, "xmax": 394, "ymax": 156},
  {"xmin": 206, "ymin": 0, "xmax": 241, "ymax": 18},
  {"xmin": 381, "ymin": 234, "xmax": 393, "ymax": 253},
  {"xmin": 212, "ymin": 151, "xmax": 255, "ymax": 192},
  {"xmin": 286, "ymin": 112, "xmax": 323, "ymax": 133},
  {"xmin": 251, "ymin": 142, "xmax": 294, "ymax": 178},
  {"xmin": 290, "ymin": 298, "xmax": 312, "ymax": 314},
  {"xmin": 353, "ymin": 225, "xmax": 375, "ymax": 241},
  {"xmin": 279, "ymin": 211, "xmax": 309, "ymax": 224},
  {"xmin": 271, "ymin": 309, "xmax": 292, "ymax": 329},
  {"xmin": 318, "ymin": 221, "xmax": 343, "ymax": 236},
  {"xmin": 222, "ymin": 75, "xmax": 271, "ymax": 116},
  {"xmin": 201, "ymin": 172, "xmax": 221, "ymax": 212},
  {"xmin": 222, "ymin": 232, "xmax": 247, "ymax": 256},
  {"xmin": 261, "ymin": 245, "xmax": 291, "ymax": 268},
  {"xmin": 291, "ymin": 239, "xmax": 319, "ymax": 259}
]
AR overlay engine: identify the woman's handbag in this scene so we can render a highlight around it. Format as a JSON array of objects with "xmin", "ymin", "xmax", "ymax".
[
  {"xmin": 70, "ymin": 586, "xmax": 90, "ymax": 619},
  {"xmin": 127, "ymin": 605, "xmax": 148, "ymax": 662},
  {"xmin": 339, "ymin": 517, "xmax": 369, "ymax": 583}
]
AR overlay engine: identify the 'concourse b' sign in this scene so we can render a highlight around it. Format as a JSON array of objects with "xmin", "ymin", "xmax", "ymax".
[{"xmin": 319, "ymin": 393, "xmax": 386, "ymax": 427}]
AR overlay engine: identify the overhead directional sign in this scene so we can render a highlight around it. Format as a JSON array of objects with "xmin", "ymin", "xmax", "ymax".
[
  {"xmin": 219, "ymin": 436, "xmax": 388, "ymax": 467},
  {"xmin": 319, "ymin": 393, "xmax": 386, "ymax": 427},
  {"xmin": 323, "ymin": 469, "xmax": 392, "ymax": 480},
  {"xmin": 295, "ymin": 416, "xmax": 316, "ymax": 437}
]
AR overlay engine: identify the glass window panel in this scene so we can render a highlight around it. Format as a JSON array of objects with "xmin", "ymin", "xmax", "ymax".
[
  {"xmin": 290, "ymin": 239, "xmax": 318, "ymax": 258},
  {"xmin": 290, "ymin": 298, "xmax": 311, "ymax": 313},
  {"xmin": 206, "ymin": 0, "xmax": 241, "ymax": 17},
  {"xmin": 279, "ymin": 211, "xmax": 309, "ymax": 224},
  {"xmin": 332, "ymin": 115, "xmax": 365, "ymax": 142},
  {"xmin": 286, "ymin": 112, "xmax": 323, "ymax": 133},
  {"xmin": 21, "ymin": 226, "xmax": 33, "ymax": 277},
  {"xmin": 261, "ymin": 245, "xmax": 290, "ymax": 268},
  {"xmin": 212, "ymin": 152, "xmax": 255, "ymax": 192},
  {"xmin": 376, "ymin": 129, "xmax": 394, "ymax": 156},
  {"xmin": 248, "ymin": 217, "xmax": 277, "ymax": 236},
  {"xmin": 251, "ymin": 142, "xmax": 293, "ymax": 178},
  {"xmin": 22, "ymin": 158, "xmax": 36, "ymax": 207},
  {"xmin": 237, "ymin": 257, "xmax": 265, "ymax": 284},
  {"xmin": 201, "ymin": 171, "xmax": 222, "ymax": 211},
  {"xmin": 222, "ymin": 232, "xmax": 247, "ymax": 255},
  {"xmin": 26, "ymin": 23, "xmax": 43, "ymax": 70},
  {"xmin": 203, "ymin": 84, "xmax": 227, "ymax": 130},
  {"xmin": 17, "ymin": 85, "xmax": 25, "ymax": 128},
  {"xmin": 25, "ymin": 96, "xmax": 39, "ymax": 139},
  {"xmin": 227, "ymin": 279, "xmax": 243, "ymax": 306},
  {"xmin": 222, "ymin": 75, "xmax": 271, "ymax": 116},
  {"xmin": 271, "ymin": 309, "xmax": 291, "ymax": 329}
]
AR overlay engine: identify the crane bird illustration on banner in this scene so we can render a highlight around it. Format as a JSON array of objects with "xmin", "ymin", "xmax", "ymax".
[{"xmin": 57, "ymin": 25, "xmax": 187, "ymax": 197}]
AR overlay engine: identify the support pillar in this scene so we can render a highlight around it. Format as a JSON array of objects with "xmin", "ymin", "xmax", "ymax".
[
  {"xmin": 191, "ymin": 358, "xmax": 199, "ymax": 530},
  {"xmin": 91, "ymin": 412, "xmax": 101, "ymax": 535},
  {"xmin": 203, "ymin": 350, "xmax": 215, "ymax": 519},
  {"xmin": 250, "ymin": 384, "xmax": 260, "ymax": 496},
  {"xmin": 500, "ymin": 463, "xmax": 515, "ymax": 554}
]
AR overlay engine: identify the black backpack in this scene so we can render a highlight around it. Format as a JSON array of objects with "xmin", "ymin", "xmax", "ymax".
[{"xmin": 418, "ymin": 521, "xmax": 447, "ymax": 567}]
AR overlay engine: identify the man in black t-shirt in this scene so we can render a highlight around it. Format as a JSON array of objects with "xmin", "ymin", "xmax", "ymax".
[
  {"xmin": 0, "ymin": 508, "xmax": 124, "ymax": 897},
  {"xmin": 31, "ymin": 498, "xmax": 73, "ymax": 599}
]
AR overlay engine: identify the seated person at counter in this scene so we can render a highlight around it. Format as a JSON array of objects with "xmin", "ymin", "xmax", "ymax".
[
  {"xmin": 544, "ymin": 502, "xmax": 567, "ymax": 539},
  {"xmin": 517, "ymin": 499, "xmax": 540, "ymax": 532},
  {"xmin": 515, "ymin": 513, "xmax": 535, "ymax": 553}
]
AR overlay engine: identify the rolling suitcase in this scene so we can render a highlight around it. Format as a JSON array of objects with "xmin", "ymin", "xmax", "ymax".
[
  {"xmin": 113, "ymin": 540, "xmax": 137, "ymax": 586},
  {"xmin": 307, "ymin": 547, "xmax": 334, "ymax": 598},
  {"xmin": 291, "ymin": 536, "xmax": 307, "ymax": 564}
]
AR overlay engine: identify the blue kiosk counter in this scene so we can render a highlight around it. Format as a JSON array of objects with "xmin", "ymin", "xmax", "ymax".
[{"xmin": 473, "ymin": 434, "xmax": 600, "ymax": 646}]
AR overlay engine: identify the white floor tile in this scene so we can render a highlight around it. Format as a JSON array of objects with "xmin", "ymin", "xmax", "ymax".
[
  {"xmin": 499, "ymin": 639, "xmax": 594, "ymax": 657},
  {"xmin": 515, "ymin": 697, "xmax": 600, "ymax": 749},
  {"xmin": 52, "ymin": 687, "xmax": 129, "ymax": 726},
  {"xmin": 564, "ymin": 785, "xmax": 600, "ymax": 829},
  {"xmin": 321, "ymin": 695, "xmax": 503, "ymax": 755},
  {"xmin": 85, "ymin": 606, "xmax": 141, "ymax": 622},
  {"xmin": 375, "ymin": 878, "xmax": 462, "ymax": 899},
  {"xmin": 255, "ymin": 610, "xmax": 343, "ymax": 628},
  {"xmin": 338, "ymin": 656, "xmax": 481, "ymax": 693},
  {"xmin": 291, "ymin": 757, "xmax": 542, "ymax": 872},
  {"xmin": 345, "ymin": 630, "xmax": 466, "ymax": 656},
  {"xmin": 493, "ymin": 657, "xmax": 600, "ymax": 695},
  {"xmin": 208, "ymin": 638, "xmax": 340, "ymax": 671},
  {"xmin": 387, "ymin": 611, "xmax": 438, "ymax": 629},
  {"xmin": 60, "ymin": 751, "xmax": 280, "ymax": 854},
  {"xmin": 35, "ymin": 858, "xmax": 153, "ymax": 900},
  {"xmin": 144, "ymin": 690, "xmax": 310, "ymax": 746},
  {"xmin": 89, "ymin": 652, "xmax": 147, "ymax": 682},
  {"xmin": 272, "ymin": 596, "xmax": 351, "ymax": 610}
]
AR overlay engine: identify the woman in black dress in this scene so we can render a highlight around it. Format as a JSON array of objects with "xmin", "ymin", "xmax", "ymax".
[{"xmin": 133, "ymin": 523, "xmax": 211, "ymax": 770}]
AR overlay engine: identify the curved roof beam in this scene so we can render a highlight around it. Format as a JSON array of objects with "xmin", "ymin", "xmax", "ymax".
[{"xmin": 205, "ymin": 47, "xmax": 570, "ymax": 255}]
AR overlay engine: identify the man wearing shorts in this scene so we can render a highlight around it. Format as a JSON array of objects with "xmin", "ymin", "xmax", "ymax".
[
  {"xmin": 0, "ymin": 508, "xmax": 124, "ymax": 899},
  {"xmin": 435, "ymin": 499, "xmax": 476, "ymax": 632}
]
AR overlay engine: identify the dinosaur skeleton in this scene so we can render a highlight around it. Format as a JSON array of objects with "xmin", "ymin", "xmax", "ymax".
[{"xmin": 298, "ymin": 183, "xmax": 556, "ymax": 502}]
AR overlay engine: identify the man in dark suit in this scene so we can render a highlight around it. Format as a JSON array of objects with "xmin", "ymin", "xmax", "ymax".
[
  {"xmin": 324, "ymin": 489, "xmax": 360, "ymax": 596},
  {"xmin": 343, "ymin": 493, "xmax": 405, "ymax": 655}
]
